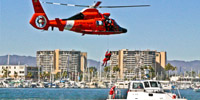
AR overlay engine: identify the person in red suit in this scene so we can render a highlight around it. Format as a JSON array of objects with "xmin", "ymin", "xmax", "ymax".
[
  {"xmin": 102, "ymin": 51, "xmax": 111, "ymax": 67},
  {"xmin": 109, "ymin": 86, "xmax": 116, "ymax": 99}
]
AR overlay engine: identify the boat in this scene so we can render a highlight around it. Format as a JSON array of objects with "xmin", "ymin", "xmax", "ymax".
[
  {"xmin": 193, "ymin": 87, "xmax": 200, "ymax": 92},
  {"xmin": 115, "ymin": 81, "xmax": 129, "ymax": 89},
  {"xmin": 79, "ymin": 82, "xmax": 87, "ymax": 88},
  {"xmin": 159, "ymin": 81, "xmax": 172, "ymax": 91},
  {"xmin": 107, "ymin": 80, "xmax": 187, "ymax": 100}
]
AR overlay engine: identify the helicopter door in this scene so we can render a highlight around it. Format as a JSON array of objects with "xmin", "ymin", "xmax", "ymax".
[
  {"xmin": 96, "ymin": 20, "xmax": 104, "ymax": 31},
  {"xmin": 105, "ymin": 19, "xmax": 114, "ymax": 31}
]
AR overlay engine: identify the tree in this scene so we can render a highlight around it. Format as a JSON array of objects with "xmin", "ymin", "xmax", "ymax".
[
  {"xmin": 43, "ymin": 72, "xmax": 50, "ymax": 80},
  {"xmin": 89, "ymin": 67, "xmax": 97, "ymax": 80},
  {"xmin": 165, "ymin": 63, "xmax": 173, "ymax": 71},
  {"xmin": 113, "ymin": 66, "xmax": 120, "ymax": 73},
  {"xmin": 55, "ymin": 72, "xmax": 60, "ymax": 80},
  {"xmin": 104, "ymin": 66, "xmax": 110, "ymax": 78},
  {"xmin": 104, "ymin": 66, "xmax": 110, "ymax": 72},
  {"xmin": 63, "ymin": 71, "xmax": 68, "ymax": 78},
  {"xmin": 14, "ymin": 71, "xmax": 18, "ymax": 79},
  {"xmin": 79, "ymin": 72, "xmax": 83, "ymax": 81},
  {"xmin": 148, "ymin": 66, "xmax": 155, "ymax": 79},
  {"xmin": 27, "ymin": 72, "xmax": 33, "ymax": 79},
  {"xmin": 3, "ymin": 68, "xmax": 10, "ymax": 78},
  {"xmin": 165, "ymin": 63, "xmax": 176, "ymax": 78},
  {"xmin": 113, "ymin": 66, "xmax": 120, "ymax": 79},
  {"xmin": 46, "ymin": 72, "xmax": 50, "ymax": 79},
  {"xmin": 89, "ymin": 67, "xmax": 97, "ymax": 73},
  {"xmin": 191, "ymin": 71, "xmax": 196, "ymax": 77},
  {"xmin": 40, "ymin": 72, "xmax": 43, "ymax": 79},
  {"xmin": 43, "ymin": 72, "xmax": 47, "ymax": 79}
]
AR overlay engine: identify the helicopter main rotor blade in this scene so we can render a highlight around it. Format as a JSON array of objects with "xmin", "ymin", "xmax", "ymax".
[
  {"xmin": 90, "ymin": 1, "xmax": 102, "ymax": 8},
  {"xmin": 43, "ymin": 2, "xmax": 90, "ymax": 7},
  {"xmin": 98, "ymin": 5, "xmax": 150, "ymax": 8},
  {"xmin": 43, "ymin": 2, "xmax": 150, "ymax": 8}
]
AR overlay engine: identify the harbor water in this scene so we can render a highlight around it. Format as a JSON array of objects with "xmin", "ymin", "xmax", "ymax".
[{"xmin": 0, "ymin": 88, "xmax": 199, "ymax": 100}]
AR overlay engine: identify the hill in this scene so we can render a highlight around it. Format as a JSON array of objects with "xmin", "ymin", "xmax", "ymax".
[
  {"xmin": 0, "ymin": 55, "xmax": 36, "ymax": 66},
  {"xmin": 168, "ymin": 60, "xmax": 200, "ymax": 73}
]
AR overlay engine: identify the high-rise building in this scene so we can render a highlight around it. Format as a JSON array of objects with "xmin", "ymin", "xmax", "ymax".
[
  {"xmin": 110, "ymin": 49, "xmax": 166, "ymax": 80},
  {"xmin": 156, "ymin": 51, "xmax": 167, "ymax": 75},
  {"xmin": 36, "ymin": 49, "xmax": 87, "ymax": 76}
]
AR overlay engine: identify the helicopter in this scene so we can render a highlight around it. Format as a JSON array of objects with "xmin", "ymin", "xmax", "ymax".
[{"xmin": 30, "ymin": 0, "xmax": 149, "ymax": 35}]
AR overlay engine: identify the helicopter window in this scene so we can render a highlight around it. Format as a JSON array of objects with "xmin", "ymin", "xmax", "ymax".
[
  {"xmin": 108, "ymin": 20, "xmax": 112, "ymax": 23},
  {"xmin": 63, "ymin": 13, "xmax": 84, "ymax": 20},
  {"xmin": 114, "ymin": 21, "xmax": 119, "ymax": 27},
  {"xmin": 96, "ymin": 21, "xmax": 103, "ymax": 26}
]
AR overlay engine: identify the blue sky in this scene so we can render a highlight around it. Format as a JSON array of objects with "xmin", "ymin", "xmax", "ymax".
[{"xmin": 0, "ymin": 0, "xmax": 200, "ymax": 61}]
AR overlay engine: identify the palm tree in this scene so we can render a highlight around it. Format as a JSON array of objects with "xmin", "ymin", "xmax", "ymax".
[
  {"xmin": 191, "ymin": 71, "xmax": 196, "ymax": 77},
  {"xmin": 40, "ymin": 72, "xmax": 43, "ymax": 80},
  {"xmin": 46, "ymin": 72, "xmax": 50, "ymax": 80},
  {"xmin": 43, "ymin": 72, "xmax": 48, "ymax": 80},
  {"xmin": 63, "ymin": 71, "xmax": 68, "ymax": 79},
  {"xmin": 148, "ymin": 66, "xmax": 155, "ymax": 79},
  {"xmin": 3, "ymin": 68, "xmax": 10, "ymax": 78},
  {"xmin": 165, "ymin": 63, "xmax": 176, "ymax": 78},
  {"xmin": 27, "ymin": 72, "xmax": 33, "ymax": 79},
  {"xmin": 14, "ymin": 71, "xmax": 18, "ymax": 79},
  {"xmin": 55, "ymin": 72, "xmax": 60, "ymax": 80},
  {"xmin": 89, "ymin": 67, "xmax": 97, "ymax": 80},
  {"xmin": 113, "ymin": 66, "xmax": 120, "ymax": 79},
  {"xmin": 104, "ymin": 66, "xmax": 110, "ymax": 78},
  {"xmin": 113, "ymin": 66, "xmax": 120, "ymax": 73}
]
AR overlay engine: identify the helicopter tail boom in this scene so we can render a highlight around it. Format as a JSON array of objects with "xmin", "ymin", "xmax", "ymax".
[{"xmin": 30, "ymin": 0, "xmax": 49, "ymax": 30}]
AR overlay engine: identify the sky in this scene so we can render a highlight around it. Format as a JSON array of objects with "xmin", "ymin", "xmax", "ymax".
[{"xmin": 0, "ymin": 0, "xmax": 200, "ymax": 61}]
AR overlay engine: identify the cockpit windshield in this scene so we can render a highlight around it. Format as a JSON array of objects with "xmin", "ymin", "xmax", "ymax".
[
  {"xmin": 104, "ymin": 18, "xmax": 119, "ymax": 31},
  {"xmin": 113, "ymin": 20, "xmax": 119, "ymax": 27}
]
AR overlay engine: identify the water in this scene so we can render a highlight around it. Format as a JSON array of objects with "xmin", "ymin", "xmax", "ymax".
[
  {"xmin": 0, "ymin": 88, "xmax": 199, "ymax": 100},
  {"xmin": 178, "ymin": 89, "xmax": 200, "ymax": 100}
]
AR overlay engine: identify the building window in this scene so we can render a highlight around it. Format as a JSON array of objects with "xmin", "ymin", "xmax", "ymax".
[{"xmin": 19, "ymin": 71, "xmax": 24, "ymax": 74}]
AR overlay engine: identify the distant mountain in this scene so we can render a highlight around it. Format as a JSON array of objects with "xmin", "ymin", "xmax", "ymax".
[
  {"xmin": 0, "ymin": 55, "xmax": 36, "ymax": 66},
  {"xmin": 168, "ymin": 60, "xmax": 200, "ymax": 73},
  {"xmin": 87, "ymin": 59, "xmax": 102, "ymax": 71}
]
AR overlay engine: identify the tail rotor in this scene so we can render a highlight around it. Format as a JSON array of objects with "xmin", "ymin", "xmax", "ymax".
[
  {"xmin": 35, "ymin": 15, "xmax": 47, "ymax": 28},
  {"xmin": 30, "ymin": 0, "xmax": 49, "ymax": 30}
]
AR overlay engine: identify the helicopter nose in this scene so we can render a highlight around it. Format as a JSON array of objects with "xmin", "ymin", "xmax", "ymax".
[{"xmin": 122, "ymin": 28, "xmax": 127, "ymax": 33}]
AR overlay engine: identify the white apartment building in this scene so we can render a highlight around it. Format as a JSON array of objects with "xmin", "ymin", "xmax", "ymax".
[{"xmin": 0, "ymin": 65, "xmax": 27, "ymax": 79}]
